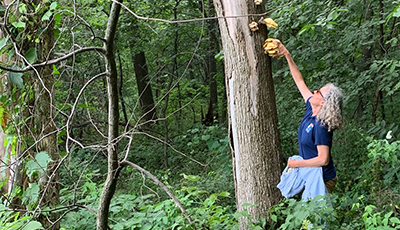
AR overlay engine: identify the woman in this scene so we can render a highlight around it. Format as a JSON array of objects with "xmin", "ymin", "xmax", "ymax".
[{"xmin": 273, "ymin": 42, "xmax": 343, "ymax": 193}]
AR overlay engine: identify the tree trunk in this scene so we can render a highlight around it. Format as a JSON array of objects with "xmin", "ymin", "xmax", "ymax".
[
  {"xmin": 133, "ymin": 51, "xmax": 156, "ymax": 124},
  {"xmin": 214, "ymin": 0, "xmax": 284, "ymax": 227},
  {"xmin": 118, "ymin": 52, "xmax": 129, "ymax": 125},
  {"xmin": 353, "ymin": 1, "xmax": 373, "ymax": 121},
  {"xmin": 33, "ymin": 5, "xmax": 60, "ymax": 229},
  {"xmin": 96, "ymin": 1, "xmax": 122, "ymax": 229},
  {"xmin": 202, "ymin": 0, "xmax": 219, "ymax": 125}
]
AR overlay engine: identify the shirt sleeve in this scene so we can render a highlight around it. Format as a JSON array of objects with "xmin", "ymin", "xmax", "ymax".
[{"xmin": 314, "ymin": 124, "xmax": 332, "ymax": 146}]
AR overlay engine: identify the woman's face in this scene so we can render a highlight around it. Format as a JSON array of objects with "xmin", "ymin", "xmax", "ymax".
[{"xmin": 310, "ymin": 85, "xmax": 329, "ymax": 106}]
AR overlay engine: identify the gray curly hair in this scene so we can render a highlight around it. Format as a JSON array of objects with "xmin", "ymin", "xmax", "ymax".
[{"xmin": 317, "ymin": 83, "xmax": 343, "ymax": 132}]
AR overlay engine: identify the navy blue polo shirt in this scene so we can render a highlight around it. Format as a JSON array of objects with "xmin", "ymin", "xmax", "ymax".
[{"xmin": 298, "ymin": 97, "xmax": 336, "ymax": 181}]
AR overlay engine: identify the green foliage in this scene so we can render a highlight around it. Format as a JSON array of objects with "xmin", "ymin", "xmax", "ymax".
[
  {"xmin": 61, "ymin": 174, "xmax": 267, "ymax": 230},
  {"xmin": 0, "ymin": 202, "xmax": 43, "ymax": 230},
  {"xmin": 269, "ymin": 196, "xmax": 336, "ymax": 230},
  {"xmin": 363, "ymin": 205, "xmax": 400, "ymax": 230},
  {"xmin": 25, "ymin": 151, "xmax": 53, "ymax": 180},
  {"xmin": 7, "ymin": 68, "xmax": 24, "ymax": 88},
  {"xmin": 2, "ymin": 0, "xmax": 400, "ymax": 228}
]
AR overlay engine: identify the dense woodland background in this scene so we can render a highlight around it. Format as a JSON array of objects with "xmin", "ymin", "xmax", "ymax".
[{"xmin": 0, "ymin": 0, "xmax": 399, "ymax": 229}]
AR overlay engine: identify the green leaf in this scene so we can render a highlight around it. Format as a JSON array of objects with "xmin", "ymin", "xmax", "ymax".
[
  {"xmin": 25, "ymin": 151, "xmax": 53, "ymax": 179},
  {"xmin": 182, "ymin": 174, "xmax": 200, "ymax": 181},
  {"xmin": 50, "ymin": 2, "xmax": 58, "ymax": 11},
  {"xmin": 390, "ymin": 217, "xmax": 400, "ymax": 224},
  {"xmin": 42, "ymin": 11, "xmax": 53, "ymax": 21},
  {"xmin": 19, "ymin": 4, "xmax": 27, "ymax": 14},
  {"xmin": 0, "ymin": 36, "xmax": 8, "ymax": 50},
  {"xmin": 390, "ymin": 62, "xmax": 396, "ymax": 73},
  {"xmin": 24, "ymin": 183, "xmax": 40, "ymax": 205},
  {"xmin": 201, "ymin": 134, "xmax": 210, "ymax": 141},
  {"xmin": 77, "ymin": 104, "xmax": 95, "ymax": 110},
  {"xmin": 22, "ymin": 221, "xmax": 44, "ymax": 230},
  {"xmin": 8, "ymin": 69, "xmax": 24, "ymax": 88},
  {"xmin": 393, "ymin": 6, "xmax": 400, "ymax": 17},
  {"xmin": 218, "ymin": 191, "xmax": 230, "ymax": 197},
  {"xmin": 25, "ymin": 48, "xmax": 37, "ymax": 64},
  {"xmin": 53, "ymin": 65, "xmax": 60, "ymax": 74},
  {"xmin": 36, "ymin": 151, "xmax": 53, "ymax": 168},
  {"xmin": 12, "ymin": 21, "xmax": 26, "ymax": 28},
  {"xmin": 208, "ymin": 140, "xmax": 220, "ymax": 150}
]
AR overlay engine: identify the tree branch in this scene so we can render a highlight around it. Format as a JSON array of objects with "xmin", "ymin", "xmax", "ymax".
[
  {"xmin": 119, "ymin": 160, "xmax": 193, "ymax": 224},
  {"xmin": 109, "ymin": 0, "xmax": 295, "ymax": 24},
  {"xmin": 0, "ymin": 47, "xmax": 106, "ymax": 73}
]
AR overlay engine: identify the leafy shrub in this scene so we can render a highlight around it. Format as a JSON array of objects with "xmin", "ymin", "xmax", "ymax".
[{"xmin": 0, "ymin": 202, "xmax": 43, "ymax": 230}]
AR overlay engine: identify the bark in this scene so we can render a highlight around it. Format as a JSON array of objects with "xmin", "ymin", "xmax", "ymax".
[
  {"xmin": 118, "ymin": 52, "xmax": 128, "ymax": 124},
  {"xmin": 33, "ymin": 5, "xmax": 60, "ymax": 229},
  {"xmin": 353, "ymin": 1, "xmax": 373, "ymax": 121},
  {"xmin": 202, "ymin": 0, "xmax": 219, "ymax": 125},
  {"xmin": 96, "ymin": 1, "xmax": 122, "ymax": 229},
  {"xmin": 371, "ymin": 0, "xmax": 385, "ymax": 124},
  {"xmin": 133, "ymin": 51, "xmax": 156, "ymax": 124},
  {"xmin": 214, "ymin": 0, "xmax": 284, "ymax": 227}
]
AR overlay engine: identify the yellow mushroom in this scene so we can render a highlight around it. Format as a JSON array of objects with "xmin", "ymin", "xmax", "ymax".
[
  {"xmin": 249, "ymin": 22, "xmax": 259, "ymax": 31},
  {"xmin": 263, "ymin": 18, "xmax": 278, "ymax": 29}
]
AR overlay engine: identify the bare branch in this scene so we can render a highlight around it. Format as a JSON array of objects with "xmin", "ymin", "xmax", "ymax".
[
  {"xmin": 0, "ymin": 47, "xmax": 106, "ymax": 73},
  {"xmin": 120, "ymin": 160, "xmax": 193, "ymax": 224},
  {"xmin": 110, "ymin": 0, "xmax": 295, "ymax": 24}
]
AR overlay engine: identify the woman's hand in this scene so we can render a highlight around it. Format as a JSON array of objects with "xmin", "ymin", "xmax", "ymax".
[
  {"xmin": 287, "ymin": 158, "xmax": 298, "ymax": 168},
  {"xmin": 271, "ymin": 42, "xmax": 289, "ymax": 58}
]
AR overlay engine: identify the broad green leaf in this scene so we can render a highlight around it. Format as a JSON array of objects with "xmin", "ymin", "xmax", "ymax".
[
  {"xmin": 0, "ymin": 36, "xmax": 8, "ymax": 50},
  {"xmin": 25, "ymin": 48, "xmax": 37, "ymax": 64},
  {"xmin": 42, "ymin": 11, "xmax": 53, "ymax": 21},
  {"xmin": 36, "ymin": 151, "xmax": 53, "ymax": 169},
  {"xmin": 8, "ymin": 69, "xmax": 24, "ymax": 88},
  {"xmin": 11, "ymin": 21, "xmax": 25, "ymax": 28},
  {"xmin": 201, "ymin": 134, "xmax": 210, "ymax": 140},
  {"xmin": 24, "ymin": 183, "xmax": 40, "ymax": 205},
  {"xmin": 271, "ymin": 214, "xmax": 277, "ymax": 222},
  {"xmin": 50, "ymin": 2, "xmax": 58, "ymax": 11},
  {"xmin": 390, "ymin": 217, "xmax": 400, "ymax": 224},
  {"xmin": 22, "ymin": 221, "xmax": 44, "ymax": 230},
  {"xmin": 25, "ymin": 151, "xmax": 53, "ymax": 178}
]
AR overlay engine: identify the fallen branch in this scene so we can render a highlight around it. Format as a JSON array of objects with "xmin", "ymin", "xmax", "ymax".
[{"xmin": 119, "ymin": 160, "xmax": 193, "ymax": 224}]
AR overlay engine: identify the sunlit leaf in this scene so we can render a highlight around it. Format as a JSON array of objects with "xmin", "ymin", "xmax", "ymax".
[
  {"xmin": 42, "ymin": 11, "xmax": 53, "ymax": 21},
  {"xmin": 53, "ymin": 65, "xmax": 60, "ymax": 74},
  {"xmin": 11, "ymin": 21, "xmax": 25, "ymax": 28},
  {"xmin": 50, "ymin": 2, "xmax": 58, "ymax": 11}
]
